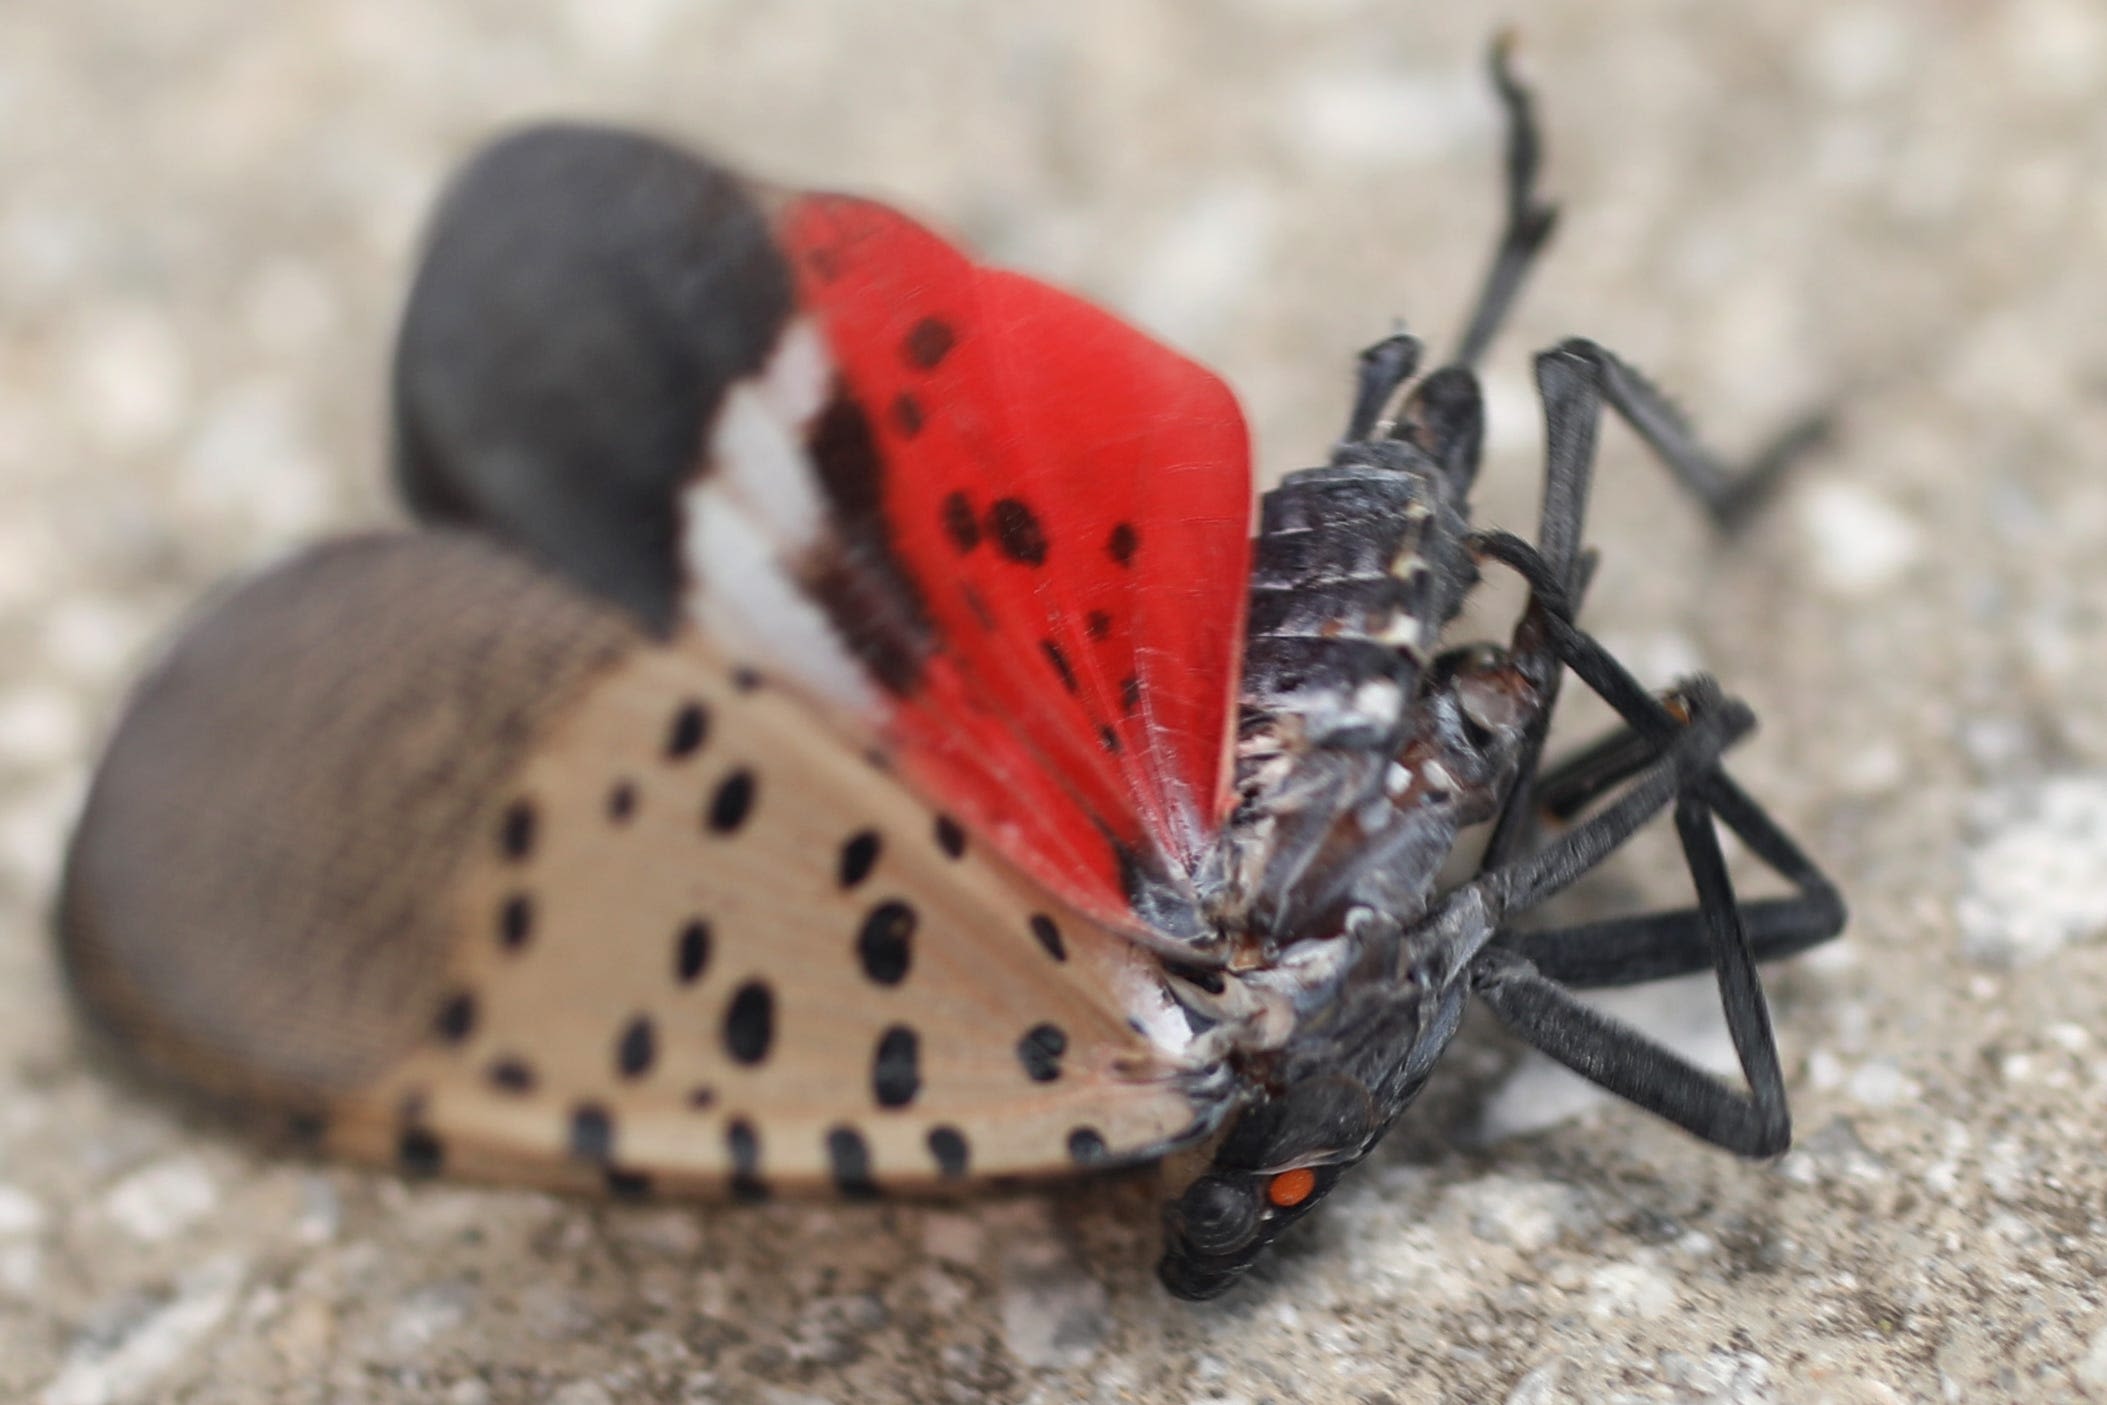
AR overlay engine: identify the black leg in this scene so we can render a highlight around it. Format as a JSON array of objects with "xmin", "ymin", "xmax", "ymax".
[
  {"xmin": 1471, "ymin": 789, "xmax": 1794, "ymax": 1157},
  {"xmin": 1499, "ymin": 766, "xmax": 1845, "ymax": 987},
  {"xmin": 1453, "ymin": 34, "xmax": 1560, "ymax": 370},
  {"xmin": 1449, "ymin": 680, "xmax": 1750, "ymax": 928},
  {"xmin": 1343, "ymin": 331, "xmax": 1422, "ymax": 442},
  {"xmin": 1546, "ymin": 338, "xmax": 1834, "ymax": 529}
]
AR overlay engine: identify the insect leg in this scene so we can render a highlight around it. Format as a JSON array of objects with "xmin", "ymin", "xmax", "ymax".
[
  {"xmin": 1476, "ymin": 332, "xmax": 1611, "ymax": 871},
  {"xmin": 1468, "ymin": 787, "xmax": 1793, "ymax": 1157},
  {"xmin": 1342, "ymin": 331, "xmax": 1422, "ymax": 442},
  {"xmin": 1453, "ymin": 34, "xmax": 1560, "ymax": 369},
  {"xmin": 1543, "ymin": 338, "xmax": 1833, "ymax": 530},
  {"xmin": 1476, "ymin": 682, "xmax": 1752, "ymax": 917},
  {"xmin": 1496, "ymin": 766, "xmax": 1844, "ymax": 986}
]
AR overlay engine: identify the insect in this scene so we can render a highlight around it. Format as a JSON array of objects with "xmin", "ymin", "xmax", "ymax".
[{"xmin": 59, "ymin": 43, "xmax": 1844, "ymax": 1298}]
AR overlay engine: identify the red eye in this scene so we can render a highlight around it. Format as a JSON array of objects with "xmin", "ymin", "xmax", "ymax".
[{"xmin": 1266, "ymin": 1168, "xmax": 1317, "ymax": 1208}]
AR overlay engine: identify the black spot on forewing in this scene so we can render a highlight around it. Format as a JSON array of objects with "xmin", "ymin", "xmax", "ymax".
[
  {"xmin": 1028, "ymin": 914, "xmax": 1067, "ymax": 963},
  {"xmin": 934, "ymin": 814, "xmax": 966, "ymax": 859},
  {"xmin": 706, "ymin": 769, "xmax": 755, "ymax": 833},
  {"xmin": 1120, "ymin": 675, "xmax": 1141, "ymax": 715},
  {"xmin": 872, "ymin": 1025, "xmax": 921, "ymax": 1109},
  {"xmin": 616, "ymin": 1014, "xmax": 657, "ymax": 1078},
  {"xmin": 1067, "ymin": 1127, "xmax": 1109, "ymax": 1166},
  {"xmin": 665, "ymin": 701, "xmax": 708, "ymax": 759},
  {"xmin": 500, "ymin": 800, "xmax": 536, "ymax": 860},
  {"xmin": 1107, "ymin": 522, "xmax": 1139, "ymax": 567},
  {"xmin": 902, "ymin": 316, "xmax": 956, "ymax": 369},
  {"xmin": 927, "ymin": 1126, "xmax": 970, "ymax": 1178},
  {"xmin": 839, "ymin": 830, "xmax": 882, "ymax": 888},
  {"xmin": 827, "ymin": 1125, "xmax": 879, "ymax": 1198},
  {"xmin": 1017, "ymin": 1023, "xmax": 1067, "ymax": 1082},
  {"xmin": 727, "ymin": 1118, "xmax": 767, "ymax": 1202},
  {"xmin": 487, "ymin": 1057, "xmax": 537, "ymax": 1094},
  {"xmin": 1098, "ymin": 724, "xmax": 1121, "ymax": 754},
  {"xmin": 857, "ymin": 901, "xmax": 916, "ymax": 985},
  {"xmin": 606, "ymin": 781, "xmax": 638, "ymax": 823},
  {"xmin": 432, "ymin": 991, "xmax": 478, "ymax": 1044},
  {"xmin": 569, "ymin": 1103, "xmax": 614, "ymax": 1164},
  {"xmin": 675, "ymin": 919, "xmax": 711, "ymax": 984},
  {"xmin": 989, "ymin": 499, "xmax": 1048, "ymax": 566},
  {"xmin": 498, "ymin": 893, "xmax": 535, "ymax": 951},
  {"xmin": 398, "ymin": 1126, "xmax": 445, "ymax": 1177},
  {"xmin": 724, "ymin": 982, "xmax": 775, "ymax": 1064},
  {"xmin": 1085, "ymin": 609, "xmax": 1112, "ymax": 641},
  {"xmin": 890, "ymin": 392, "xmax": 924, "ymax": 437}
]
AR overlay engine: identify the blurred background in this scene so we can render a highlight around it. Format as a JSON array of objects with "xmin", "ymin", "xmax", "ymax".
[{"xmin": 3, "ymin": 1, "xmax": 2105, "ymax": 1401}]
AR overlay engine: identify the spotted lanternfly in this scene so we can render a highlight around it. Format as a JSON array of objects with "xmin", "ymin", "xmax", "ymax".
[{"xmin": 58, "ymin": 42, "xmax": 1844, "ymax": 1299}]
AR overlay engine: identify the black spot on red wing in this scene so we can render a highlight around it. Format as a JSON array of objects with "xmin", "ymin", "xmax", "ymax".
[
  {"xmin": 857, "ymin": 901, "xmax": 916, "ymax": 985},
  {"xmin": 1107, "ymin": 522, "xmax": 1139, "ymax": 567},
  {"xmin": 665, "ymin": 701, "xmax": 709, "ymax": 759},
  {"xmin": 827, "ymin": 1125, "xmax": 880, "ymax": 1198},
  {"xmin": 605, "ymin": 1168, "xmax": 653, "ymax": 1200},
  {"xmin": 726, "ymin": 1118, "xmax": 767, "ymax": 1202},
  {"xmin": 1041, "ymin": 639, "xmax": 1079, "ymax": 694},
  {"xmin": 487, "ymin": 1057, "xmax": 537, "ymax": 1094},
  {"xmin": 890, "ymin": 391, "xmax": 924, "ymax": 438},
  {"xmin": 1017, "ymin": 1023, "xmax": 1067, "ymax": 1082},
  {"xmin": 1067, "ymin": 1127, "xmax": 1110, "ymax": 1166},
  {"xmin": 398, "ymin": 1127, "xmax": 445, "ymax": 1177},
  {"xmin": 802, "ymin": 388, "xmax": 934, "ymax": 694},
  {"xmin": 839, "ymin": 830, "xmax": 882, "ymax": 888},
  {"xmin": 498, "ymin": 893, "xmax": 535, "ymax": 951},
  {"xmin": 927, "ymin": 1126, "xmax": 970, "ymax": 1179},
  {"xmin": 941, "ymin": 491, "xmax": 980, "ymax": 553},
  {"xmin": 675, "ymin": 919, "xmax": 711, "ymax": 985},
  {"xmin": 569, "ymin": 1103, "xmax": 614, "ymax": 1164},
  {"xmin": 616, "ymin": 1014, "xmax": 658, "ymax": 1079},
  {"xmin": 872, "ymin": 1025, "xmax": 921, "ymax": 1109},
  {"xmin": 607, "ymin": 781, "xmax": 638, "ymax": 823},
  {"xmin": 724, "ymin": 982, "xmax": 775, "ymax": 1064},
  {"xmin": 1085, "ymin": 609, "xmax": 1113, "ymax": 641},
  {"xmin": 706, "ymin": 769, "xmax": 756, "ymax": 833},
  {"xmin": 500, "ymin": 800, "xmax": 537, "ymax": 861},
  {"xmin": 1098, "ymin": 724, "xmax": 1121, "ymax": 754},
  {"xmin": 1028, "ymin": 914, "xmax": 1068, "ymax": 963},
  {"xmin": 960, "ymin": 584, "xmax": 997, "ymax": 632},
  {"xmin": 933, "ymin": 814, "xmax": 966, "ymax": 859},
  {"xmin": 1120, "ymin": 675, "xmax": 1141, "ymax": 714},
  {"xmin": 902, "ymin": 316, "xmax": 956, "ymax": 369},
  {"xmin": 432, "ymin": 991, "xmax": 478, "ymax": 1044},
  {"xmin": 988, "ymin": 499, "xmax": 1048, "ymax": 565}
]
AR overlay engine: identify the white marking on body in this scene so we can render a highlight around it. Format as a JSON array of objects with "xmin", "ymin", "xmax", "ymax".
[
  {"xmin": 1350, "ymin": 677, "xmax": 1404, "ymax": 724},
  {"xmin": 1373, "ymin": 613, "xmax": 1423, "ymax": 649}
]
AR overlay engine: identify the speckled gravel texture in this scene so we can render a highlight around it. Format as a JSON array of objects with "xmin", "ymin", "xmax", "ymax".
[{"xmin": 5, "ymin": 2, "xmax": 2106, "ymax": 1402}]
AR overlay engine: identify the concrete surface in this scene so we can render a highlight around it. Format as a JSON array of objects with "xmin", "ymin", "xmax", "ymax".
[{"xmin": 4, "ymin": 2, "xmax": 2106, "ymax": 1401}]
